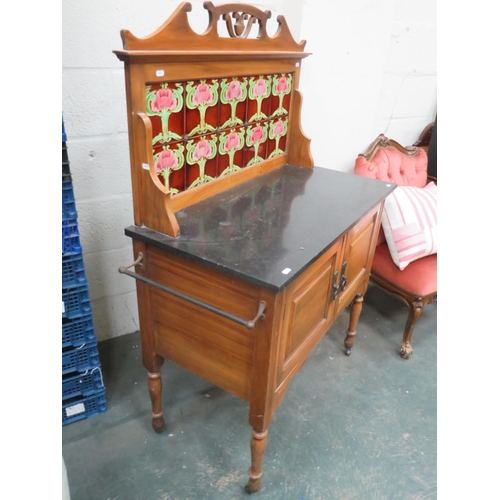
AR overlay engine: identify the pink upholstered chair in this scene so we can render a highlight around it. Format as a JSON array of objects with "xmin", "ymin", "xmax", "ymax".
[{"xmin": 354, "ymin": 134, "xmax": 437, "ymax": 359}]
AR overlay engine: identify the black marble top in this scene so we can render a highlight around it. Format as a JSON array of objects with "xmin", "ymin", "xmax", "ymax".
[{"xmin": 125, "ymin": 165, "xmax": 395, "ymax": 292}]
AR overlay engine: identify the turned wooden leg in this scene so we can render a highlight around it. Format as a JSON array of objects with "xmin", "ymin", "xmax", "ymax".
[
  {"xmin": 147, "ymin": 371, "xmax": 165, "ymax": 433},
  {"xmin": 400, "ymin": 300, "xmax": 423, "ymax": 360},
  {"xmin": 245, "ymin": 429, "xmax": 268, "ymax": 494},
  {"xmin": 344, "ymin": 294, "xmax": 364, "ymax": 356}
]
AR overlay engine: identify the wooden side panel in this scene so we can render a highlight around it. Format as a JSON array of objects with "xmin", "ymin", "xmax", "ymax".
[{"xmin": 145, "ymin": 247, "xmax": 266, "ymax": 401}]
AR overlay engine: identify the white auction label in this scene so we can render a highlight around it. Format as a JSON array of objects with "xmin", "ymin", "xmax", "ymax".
[{"xmin": 65, "ymin": 402, "xmax": 85, "ymax": 417}]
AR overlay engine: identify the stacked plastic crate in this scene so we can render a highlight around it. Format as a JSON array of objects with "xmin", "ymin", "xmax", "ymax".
[{"xmin": 62, "ymin": 120, "xmax": 107, "ymax": 425}]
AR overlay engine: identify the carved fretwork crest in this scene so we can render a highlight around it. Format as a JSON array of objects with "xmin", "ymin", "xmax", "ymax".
[
  {"xmin": 223, "ymin": 11, "xmax": 260, "ymax": 38},
  {"xmin": 119, "ymin": 2, "xmax": 305, "ymax": 52},
  {"xmin": 204, "ymin": 1, "xmax": 273, "ymax": 40}
]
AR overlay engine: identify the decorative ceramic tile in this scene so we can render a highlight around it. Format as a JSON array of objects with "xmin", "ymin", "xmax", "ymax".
[
  {"xmin": 185, "ymin": 135, "xmax": 218, "ymax": 189},
  {"xmin": 185, "ymin": 79, "xmax": 219, "ymax": 137},
  {"xmin": 152, "ymin": 141, "xmax": 186, "ymax": 194},
  {"xmin": 145, "ymin": 72, "xmax": 294, "ymax": 192},
  {"xmin": 270, "ymin": 73, "xmax": 293, "ymax": 118},
  {"xmin": 268, "ymin": 118, "xmax": 288, "ymax": 158},
  {"xmin": 146, "ymin": 83, "xmax": 184, "ymax": 145},
  {"xmin": 220, "ymin": 77, "xmax": 248, "ymax": 129},
  {"xmin": 218, "ymin": 127, "xmax": 246, "ymax": 177},
  {"xmin": 245, "ymin": 122, "xmax": 269, "ymax": 166},
  {"xmin": 247, "ymin": 75, "xmax": 272, "ymax": 123}
]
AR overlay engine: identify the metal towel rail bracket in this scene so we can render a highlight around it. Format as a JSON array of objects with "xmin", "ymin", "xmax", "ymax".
[{"xmin": 119, "ymin": 253, "xmax": 266, "ymax": 330}]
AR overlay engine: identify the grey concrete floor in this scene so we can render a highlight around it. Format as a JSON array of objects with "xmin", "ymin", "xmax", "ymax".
[{"xmin": 62, "ymin": 284, "xmax": 437, "ymax": 500}]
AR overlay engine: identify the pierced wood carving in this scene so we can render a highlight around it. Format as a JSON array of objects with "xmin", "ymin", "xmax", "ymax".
[{"xmin": 118, "ymin": 1, "xmax": 306, "ymax": 52}]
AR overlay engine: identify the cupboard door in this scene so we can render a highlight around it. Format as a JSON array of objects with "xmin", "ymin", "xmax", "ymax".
[
  {"xmin": 275, "ymin": 239, "xmax": 342, "ymax": 394},
  {"xmin": 336, "ymin": 205, "xmax": 382, "ymax": 310}
]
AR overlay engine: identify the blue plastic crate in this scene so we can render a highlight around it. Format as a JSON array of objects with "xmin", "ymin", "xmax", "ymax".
[
  {"xmin": 62, "ymin": 284, "xmax": 91, "ymax": 319},
  {"xmin": 62, "ymin": 390, "xmax": 107, "ymax": 426},
  {"xmin": 62, "ymin": 314, "xmax": 96, "ymax": 348},
  {"xmin": 62, "ymin": 368, "xmax": 105, "ymax": 401},
  {"xmin": 62, "ymin": 341, "xmax": 101, "ymax": 375},
  {"xmin": 62, "ymin": 142, "xmax": 69, "ymax": 164},
  {"xmin": 62, "ymin": 183, "xmax": 77, "ymax": 220},
  {"xmin": 62, "ymin": 219, "xmax": 82, "ymax": 256},
  {"xmin": 62, "ymin": 254, "xmax": 87, "ymax": 289}
]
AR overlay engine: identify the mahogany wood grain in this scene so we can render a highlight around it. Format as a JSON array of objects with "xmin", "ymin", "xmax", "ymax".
[
  {"xmin": 148, "ymin": 372, "xmax": 165, "ymax": 432},
  {"xmin": 116, "ymin": 2, "xmax": 393, "ymax": 493},
  {"xmin": 131, "ymin": 241, "xmax": 164, "ymax": 374},
  {"xmin": 135, "ymin": 113, "xmax": 180, "ymax": 237},
  {"xmin": 115, "ymin": 1, "xmax": 312, "ymax": 238},
  {"xmin": 246, "ymin": 429, "xmax": 268, "ymax": 493},
  {"xmin": 119, "ymin": 2, "xmax": 306, "ymax": 53},
  {"xmin": 272, "ymin": 239, "xmax": 343, "ymax": 413},
  {"xmin": 344, "ymin": 294, "xmax": 364, "ymax": 356},
  {"xmin": 132, "ymin": 199, "xmax": 384, "ymax": 490},
  {"xmin": 287, "ymin": 90, "xmax": 314, "ymax": 169},
  {"xmin": 335, "ymin": 205, "xmax": 381, "ymax": 312}
]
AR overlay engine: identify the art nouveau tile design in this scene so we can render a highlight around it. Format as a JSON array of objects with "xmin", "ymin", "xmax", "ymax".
[{"xmin": 145, "ymin": 73, "xmax": 293, "ymax": 194}]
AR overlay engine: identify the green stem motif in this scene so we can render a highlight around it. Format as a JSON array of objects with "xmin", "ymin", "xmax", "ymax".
[
  {"xmin": 220, "ymin": 150, "xmax": 240, "ymax": 176},
  {"xmin": 160, "ymin": 109, "xmax": 171, "ymax": 143},
  {"xmin": 268, "ymin": 136, "xmax": 285, "ymax": 158},
  {"xmin": 160, "ymin": 169, "xmax": 179, "ymax": 194},
  {"xmin": 199, "ymin": 106, "xmax": 208, "ymax": 133},
  {"xmin": 250, "ymin": 97, "xmax": 266, "ymax": 122},
  {"xmin": 189, "ymin": 157, "xmax": 216, "ymax": 188},
  {"xmin": 229, "ymin": 101, "xmax": 242, "ymax": 127},
  {"xmin": 161, "ymin": 169, "xmax": 171, "ymax": 192}
]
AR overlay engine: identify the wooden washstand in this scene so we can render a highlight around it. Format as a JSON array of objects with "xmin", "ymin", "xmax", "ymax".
[{"xmin": 114, "ymin": 2, "xmax": 395, "ymax": 493}]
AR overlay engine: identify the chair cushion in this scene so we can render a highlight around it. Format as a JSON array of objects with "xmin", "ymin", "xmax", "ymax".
[
  {"xmin": 381, "ymin": 182, "xmax": 437, "ymax": 270},
  {"xmin": 371, "ymin": 243, "xmax": 437, "ymax": 296},
  {"xmin": 354, "ymin": 147, "xmax": 428, "ymax": 187}
]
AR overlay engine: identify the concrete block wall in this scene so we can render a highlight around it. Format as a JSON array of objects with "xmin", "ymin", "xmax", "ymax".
[{"xmin": 62, "ymin": 0, "xmax": 436, "ymax": 341}]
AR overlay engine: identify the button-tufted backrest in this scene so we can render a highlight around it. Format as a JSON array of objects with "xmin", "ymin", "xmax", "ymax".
[
  {"xmin": 354, "ymin": 147, "xmax": 428, "ymax": 188},
  {"xmin": 354, "ymin": 139, "xmax": 429, "ymax": 246}
]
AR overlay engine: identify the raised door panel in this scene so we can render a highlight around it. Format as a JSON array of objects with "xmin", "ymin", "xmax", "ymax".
[
  {"xmin": 336, "ymin": 205, "xmax": 381, "ymax": 310},
  {"xmin": 274, "ymin": 239, "xmax": 342, "ymax": 403}
]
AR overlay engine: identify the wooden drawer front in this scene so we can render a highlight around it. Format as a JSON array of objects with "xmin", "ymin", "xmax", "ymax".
[
  {"xmin": 337, "ymin": 205, "xmax": 380, "ymax": 309},
  {"xmin": 146, "ymin": 247, "xmax": 264, "ymax": 401}
]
